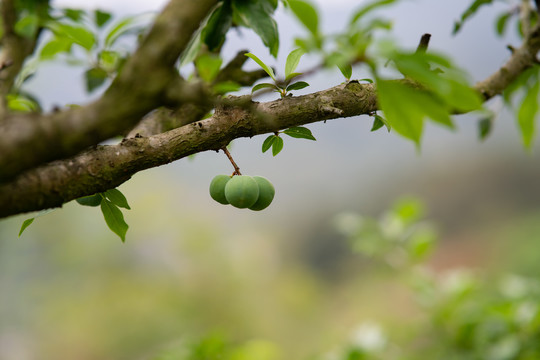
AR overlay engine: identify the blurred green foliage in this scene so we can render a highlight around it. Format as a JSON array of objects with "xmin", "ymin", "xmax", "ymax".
[{"xmin": 2, "ymin": 191, "xmax": 540, "ymax": 359}]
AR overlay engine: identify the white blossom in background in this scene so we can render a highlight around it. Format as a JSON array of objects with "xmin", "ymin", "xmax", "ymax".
[
  {"xmin": 499, "ymin": 274, "xmax": 533, "ymax": 299},
  {"xmin": 350, "ymin": 322, "xmax": 387, "ymax": 352},
  {"xmin": 440, "ymin": 268, "xmax": 475, "ymax": 296}
]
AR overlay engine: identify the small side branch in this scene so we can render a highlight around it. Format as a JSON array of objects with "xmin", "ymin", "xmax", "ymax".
[{"xmin": 416, "ymin": 33, "xmax": 431, "ymax": 54}]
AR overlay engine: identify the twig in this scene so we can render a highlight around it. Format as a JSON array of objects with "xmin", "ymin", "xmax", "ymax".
[
  {"xmin": 416, "ymin": 33, "xmax": 431, "ymax": 54},
  {"xmin": 222, "ymin": 147, "xmax": 241, "ymax": 175}
]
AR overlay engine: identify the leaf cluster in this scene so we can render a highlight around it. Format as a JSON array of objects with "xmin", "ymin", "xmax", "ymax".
[
  {"xmin": 20, "ymin": 188, "xmax": 131, "ymax": 242},
  {"xmin": 76, "ymin": 189, "xmax": 131, "ymax": 242},
  {"xmin": 180, "ymin": 0, "xmax": 279, "ymax": 67},
  {"xmin": 376, "ymin": 51, "xmax": 483, "ymax": 146},
  {"xmin": 246, "ymin": 49, "xmax": 309, "ymax": 98},
  {"xmin": 262, "ymin": 127, "xmax": 316, "ymax": 156}
]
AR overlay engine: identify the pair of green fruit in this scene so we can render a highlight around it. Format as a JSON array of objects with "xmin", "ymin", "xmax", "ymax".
[{"xmin": 209, "ymin": 175, "xmax": 275, "ymax": 211}]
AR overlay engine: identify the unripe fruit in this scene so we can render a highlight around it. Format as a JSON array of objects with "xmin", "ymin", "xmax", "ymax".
[
  {"xmin": 249, "ymin": 176, "xmax": 275, "ymax": 211},
  {"xmin": 209, "ymin": 175, "xmax": 231, "ymax": 205},
  {"xmin": 225, "ymin": 175, "xmax": 259, "ymax": 208}
]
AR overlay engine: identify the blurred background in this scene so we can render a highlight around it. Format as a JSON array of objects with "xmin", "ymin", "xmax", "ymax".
[{"xmin": 1, "ymin": 0, "xmax": 540, "ymax": 359}]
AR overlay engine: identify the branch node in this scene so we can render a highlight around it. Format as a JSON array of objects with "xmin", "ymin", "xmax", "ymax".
[{"xmin": 320, "ymin": 104, "xmax": 344, "ymax": 116}]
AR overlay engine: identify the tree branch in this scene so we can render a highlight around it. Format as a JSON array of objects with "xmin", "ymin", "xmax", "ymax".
[
  {"xmin": 2, "ymin": 6, "xmax": 540, "ymax": 218},
  {"xmin": 0, "ymin": 82, "xmax": 378, "ymax": 218},
  {"xmin": 0, "ymin": 0, "xmax": 218, "ymax": 182},
  {"xmin": 475, "ymin": 21, "xmax": 540, "ymax": 99}
]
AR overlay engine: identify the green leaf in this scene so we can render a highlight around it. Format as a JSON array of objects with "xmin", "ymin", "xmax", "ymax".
[
  {"xmin": 272, "ymin": 135, "xmax": 284, "ymax": 156},
  {"xmin": 195, "ymin": 54, "xmax": 223, "ymax": 82},
  {"xmin": 337, "ymin": 63, "xmax": 352, "ymax": 80},
  {"xmin": 393, "ymin": 52, "xmax": 482, "ymax": 112},
  {"xmin": 283, "ymin": 126, "xmax": 316, "ymax": 140},
  {"xmin": 98, "ymin": 50, "xmax": 121, "ymax": 72},
  {"xmin": 213, "ymin": 81, "xmax": 241, "ymax": 94},
  {"xmin": 100, "ymin": 200, "xmax": 128, "ymax": 242},
  {"xmin": 360, "ymin": 78, "xmax": 374, "ymax": 83},
  {"xmin": 18, "ymin": 209, "xmax": 55, "ymax": 237},
  {"xmin": 371, "ymin": 115, "xmax": 390, "ymax": 132},
  {"xmin": 40, "ymin": 36, "xmax": 74, "ymax": 59},
  {"xmin": 478, "ymin": 117, "xmax": 493, "ymax": 141},
  {"xmin": 453, "ymin": 0, "xmax": 494, "ymax": 34},
  {"xmin": 408, "ymin": 227, "xmax": 436, "ymax": 260},
  {"xmin": 7, "ymin": 94, "xmax": 39, "ymax": 112},
  {"xmin": 287, "ymin": 0, "xmax": 319, "ymax": 35},
  {"xmin": 19, "ymin": 218, "xmax": 35, "ymax": 237},
  {"xmin": 393, "ymin": 197, "xmax": 425, "ymax": 225},
  {"xmin": 284, "ymin": 72, "xmax": 302, "ymax": 83},
  {"xmin": 495, "ymin": 11, "xmax": 512, "ymax": 36},
  {"xmin": 376, "ymin": 79, "xmax": 453, "ymax": 146},
  {"xmin": 84, "ymin": 67, "xmax": 108, "ymax": 93},
  {"xmin": 371, "ymin": 118, "xmax": 384, "ymax": 133},
  {"xmin": 233, "ymin": 0, "xmax": 279, "ymax": 57},
  {"xmin": 76, "ymin": 194, "xmax": 102, "ymax": 207},
  {"xmin": 50, "ymin": 23, "xmax": 96, "ymax": 51},
  {"xmin": 179, "ymin": 8, "xmax": 214, "ymax": 67},
  {"xmin": 375, "ymin": 114, "xmax": 391, "ymax": 132},
  {"xmin": 350, "ymin": 0, "xmax": 397, "ymax": 25},
  {"xmin": 285, "ymin": 48, "xmax": 305, "ymax": 79},
  {"xmin": 503, "ymin": 66, "xmax": 538, "ymax": 104},
  {"xmin": 202, "ymin": 0, "xmax": 233, "ymax": 51},
  {"xmin": 245, "ymin": 53, "xmax": 276, "ymax": 81},
  {"xmin": 94, "ymin": 9, "xmax": 112, "ymax": 28},
  {"xmin": 252, "ymin": 82, "xmax": 280, "ymax": 94},
  {"xmin": 104, "ymin": 15, "xmax": 145, "ymax": 48},
  {"xmin": 14, "ymin": 13, "xmax": 39, "ymax": 38},
  {"xmin": 63, "ymin": 8, "xmax": 85, "ymax": 22},
  {"xmin": 104, "ymin": 189, "xmax": 131, "ymax": 210},
  {"xmin": 262, "ymin": 135, "xmax": 276, "ymax": 153},
  {"xmin": 285, "ymin": 81, "xmax": 309, "ymax": 92},
  {"xmin": 517, "ymin": 80, "xmax": 539, "ymax": 149}
]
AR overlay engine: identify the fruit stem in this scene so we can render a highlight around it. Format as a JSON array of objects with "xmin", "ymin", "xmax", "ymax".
[{"xmin": 222, "ymin": 147, "xmax": 242, "ymax": 175}]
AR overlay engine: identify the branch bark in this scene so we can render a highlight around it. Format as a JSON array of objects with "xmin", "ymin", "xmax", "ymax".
[
  {"xmin": 0, "ymin": 82, "xmax": 377, "ymax": 218},
  {"xmin": 0, "ymin": 0, "xmax": 218, "ymax": 182},
  {"xmin": 475, "ymin": 22, "xmax": 540, "ymax": 100}
]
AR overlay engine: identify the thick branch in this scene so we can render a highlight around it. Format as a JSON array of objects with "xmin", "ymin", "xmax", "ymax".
[
  {"xmin": 0, "ymin": 82, "xmax": 377, "ymax": 218},
  {"xmin": 0, "ymin": 0, "xmax": 218, "ymax": 182}
]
